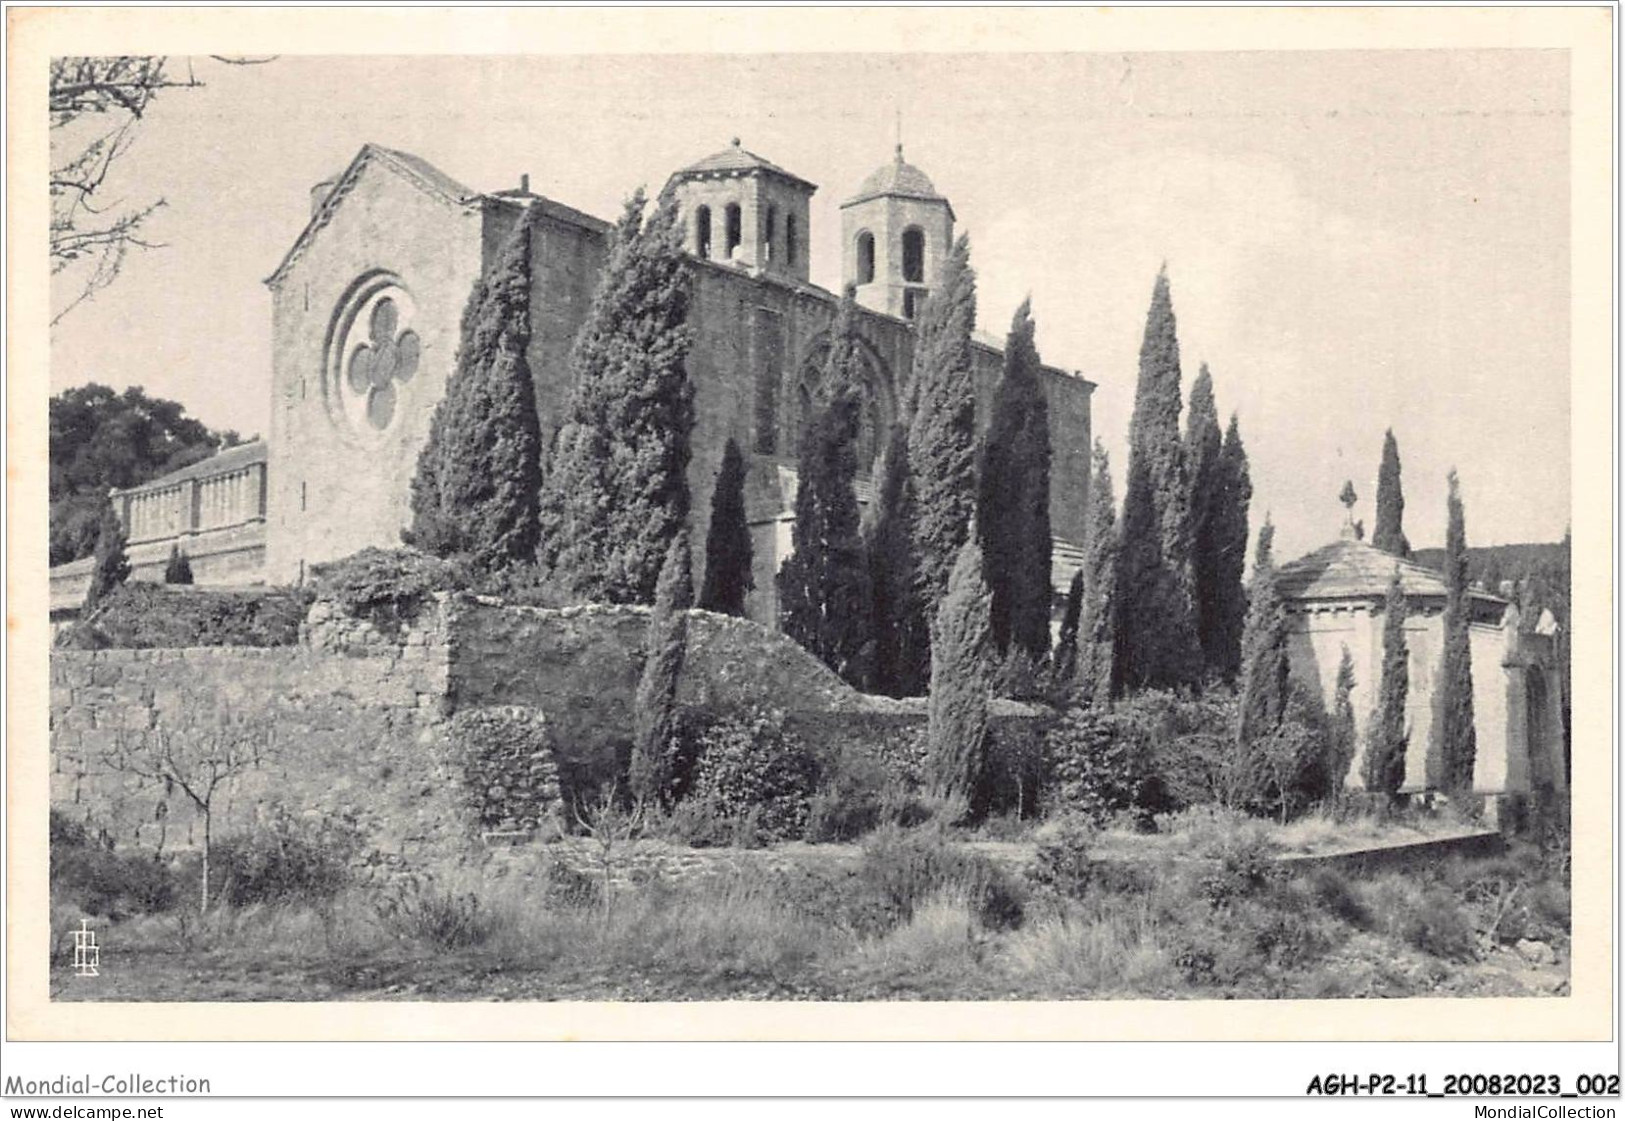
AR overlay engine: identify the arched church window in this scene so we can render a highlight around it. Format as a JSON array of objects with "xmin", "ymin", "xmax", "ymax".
[
  {"xmin": 902, "ymin": 288, "xmax": 921, "ymax": 321},
  {"xmin": 856, "ymin": 231, "xmax": 876, "ymax": 285},
  {"xmin": 789, "ymin": 346, "xmax": 887, "ymax": 472},
  {"xmin": 695, "ymin": 206, "xmax": 712, "ymax": 259},
  {"xmin": 786, "ymin": 215, "xmax": 799, "ymax": 267},
  {"xmin": 902, "ymin": 227, "xmax": 925, "ymax": 283},
  {"xmin": 725, "ymin": 203, "xmax": 743, "ymax": 260},
  {"xmin": 764, "ymin": 204, "xmax": 778, "ymax": 263}
]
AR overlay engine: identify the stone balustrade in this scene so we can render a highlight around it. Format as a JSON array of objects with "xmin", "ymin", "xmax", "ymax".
[{"xmin": 116, "ymin": 457, "xmax": 268, "ymax": 545}]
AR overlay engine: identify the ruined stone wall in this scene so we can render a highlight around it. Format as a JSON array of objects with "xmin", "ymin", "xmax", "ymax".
[
  {"xmin": 49, "ymin": 644, "xmax": 463, "ymax": 868},
  {"xmin": 50, "ymin": 596, "xmax": 1050, "ymax": 870}
]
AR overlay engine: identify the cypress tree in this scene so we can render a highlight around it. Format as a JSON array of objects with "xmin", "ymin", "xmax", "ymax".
[
  {"xmin": 539, "ymin": 187, "xmax": 695, "ymax": 604},
  {"xmin": 406, "ymin": 204, "xmax": 544, "ymax": 571},
  {"xmin": 1372, "ymin": 428, "xmax": 1411, "ymax": 558},
  {"xmin": 1330, "ymin": 645, "xmax": 1358, "ymax": 798},
  {"xmin": 868, "ymin": 423, "xmax": 930, "ymax": 697},
  {"xmin": 1052, "ymin": 569, "xmax": 1084, "ymax": 684},
  {"xmin": 163, "ymin": 543, "xmax": 194, "ymax": 585},
  {"xmin": 698, "ymin": 437, "xmax": 752, "ymax": 616},
  {"xmin": 1184, "ymin": 363, "xmax": 1226, "ymax": 679},
  {"xmin": 907, "ymin": 234, "xmax": 979, "ymax": 610},
  {"xmin": 1237, "ymin": 518, "xmax": 1290, "ymax": 750},
  {"xmin": 928, "ymin": 540, "xmax": 994, "ymax": 808},
  {"xmin": 1117, "ymin": 267, "xmax": 1201, "ymax": 690},
  {"xmin": 1210, "ymin": 413, "xmax": 1253, "ymax": 682},
  {"xmin": 975, "ymin": 298, "xmax": 1052, "ymax": 660},
  {"xmin": 630, "ymin": 530, "xmax": 692, "ymax": 809},
  {"xmin": 84, "ymin": 500, "xmax": 130, "ymax": 609},
  {"xmin": 1432, "ymin": 469, "xmax": 1478, "ymax": 796},
  {"xmin": 776, "ymin": 289, "xmax": 874, "ymax": 688},
  {"xmin": 1364, "ymin": 568, "xmax": 1411, "ymax": 797},
  {"xmin": 1075, "ymin": 440, "xmax": 1120, "ymax": 709}
]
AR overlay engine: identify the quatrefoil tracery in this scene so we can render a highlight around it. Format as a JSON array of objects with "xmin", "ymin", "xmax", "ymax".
[{"xmin": 345, "ymin": 297, "xmax": 420, "ymax": 430}]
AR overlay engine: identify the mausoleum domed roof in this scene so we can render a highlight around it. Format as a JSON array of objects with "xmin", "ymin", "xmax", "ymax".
[{"xmin": 1277, "ymin": 535, "xmax": 1506, "ymax": 608}]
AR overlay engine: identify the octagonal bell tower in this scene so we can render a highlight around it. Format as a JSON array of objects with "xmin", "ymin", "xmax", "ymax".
[
  {"xmin": 841, "ymin": 145, "xmax": 954, "ymax": 321},
  {"xmin": 666, "ymin": 139, "xmax": 816, "ymax": 283}
]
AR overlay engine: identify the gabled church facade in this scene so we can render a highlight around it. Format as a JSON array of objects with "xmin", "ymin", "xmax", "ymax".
[{"xmin": 260, "ymin": 140, "xmax": 1096, "ymax": 624}]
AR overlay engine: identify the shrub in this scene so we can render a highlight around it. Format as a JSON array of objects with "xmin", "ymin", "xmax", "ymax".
[
  {"xmin": 374, "ymin": 875, "xmax": 495, "ymax": 950},
  {"xmin": 1045, "ymin": 707, "xmax": 1145, "ymax": 826},
  {"xmin": 469, "ymin": 564, "xmax": 579, "ymax": 608},
  {"xmin": 1526, "ymin": 879, "xmax": 1571, "ymax": 941},
  {"xmin": 660, "ymin": 790, "xmax": 763, "ymax": 849},
  {"xmin": 1164, "ymin": 866, "xmax": 1341, "ymax": 991},
  {"xmin": 1115, "ymin": 689, "xmax": 1237, "ymax": 811},
  {"xmin": 57, "ymin": 582, "xmax": 309, "ymax": 649},
  {"xmin": 50, "ymin": 811, "xmax": 178, "ymax": 916},
  {"xmin": 210, "ymin": 807, "xmax": 363, "ymax": 907},
  {"xmin": 680, "ymin": 708, "xmax": 817, "ymax": 845},
  {"xmin": 1405, "ymin": 888, "xmax": 1479, "ymax": 962},
  {"xmin": 1196, "ymin": 829, "xmax": 1280, "ymax": 909},
  {"xmin": 1170, "ymin": 927, "xmax": 1222, "ymax": 985},
  {"xmin": 1307, "ymin": 866, "xmax": 1374, "ymax": 930},
  {"xmin": 310, "ymin": 547, "xmax": 466, "ymax": 635},
  {"xmin": 804, "ymin": 728, "xmax": 931, "ymax": 843},
  {"xmin": 981, "ymin": 716, "xmax": 1050, "ymax": 819},
  {"xmin": 1368, "ymin": 876, "xmax": 1479, "ymax": 962},
  {"xmin": 444, "ymin": 706, "xmax": 562, "ymax": 836},
  {"xmin": 850, "ymin": 827, "xmax": 1027, "ymax": 935},
  {"xmin": 770, "ymin": 827, "xmax": 1025, "ymax": 938},
  {"xmin": 163, "ymin": 544, "xmax": 194, "ymax": 585},
  {"xmin": 1027, "ymin": 814, "xmax": 1098, "ymax": 899},
  {"xmin": 543, "ymin": 859, "xmax": 602, "ymax": 910},
  {"xmin": 1243, "ymin": 878, "xmax": 1339, "ymax": 968}
]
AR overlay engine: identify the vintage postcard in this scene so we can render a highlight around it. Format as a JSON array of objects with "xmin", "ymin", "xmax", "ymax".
[{"xmin": 5, "ymin": 6, "xmax": 1614, "ymax": 1053}]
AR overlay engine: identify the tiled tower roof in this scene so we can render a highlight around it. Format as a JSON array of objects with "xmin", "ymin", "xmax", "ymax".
[
  {"xmin": 844, "ymin": 145, "xmax": 947, "ymax": 208},
  {"xmin": 673, "ymin": 139, "xmax": 816, "ymax": 190}
]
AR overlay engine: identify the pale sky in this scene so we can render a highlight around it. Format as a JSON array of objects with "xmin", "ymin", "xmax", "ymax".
[{"xmin": 49, "ymin": 51, "xmax": 1570, "ymax": 561}]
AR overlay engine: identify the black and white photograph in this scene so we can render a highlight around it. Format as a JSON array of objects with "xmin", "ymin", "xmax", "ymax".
[{"xmin": 5, "ymin": 4, "xmax": 1614, "ymax": 1082}]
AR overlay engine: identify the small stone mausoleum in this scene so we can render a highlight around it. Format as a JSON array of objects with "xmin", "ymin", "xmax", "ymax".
[{"xmin": 1277, "ymin": 525, "xmax": 1566, "ymax": 819}]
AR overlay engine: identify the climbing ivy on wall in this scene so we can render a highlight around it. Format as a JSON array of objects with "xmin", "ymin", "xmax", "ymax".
[{"xmin": 445, "ymin": 706, "xmax": 563, "ymax": 836}]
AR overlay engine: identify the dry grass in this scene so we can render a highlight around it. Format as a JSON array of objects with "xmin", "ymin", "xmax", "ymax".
[
  {"xmin": 54, "ymin": 820, "xmax": 1570, "ymax": 1003},
  {"xmin": 1003, "ymin": 898, "xmax": 1174, "ymax": 996}
]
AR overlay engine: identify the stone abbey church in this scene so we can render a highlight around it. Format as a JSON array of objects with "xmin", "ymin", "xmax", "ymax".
[{"xmin": 56, "ymin": 139, "xmax": 1096, "ymax": 622}]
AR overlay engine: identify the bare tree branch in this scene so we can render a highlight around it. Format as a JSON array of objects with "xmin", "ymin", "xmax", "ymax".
[{"xmin": 49, "ymin": 55, "xmax": 268, "ymax": 325}]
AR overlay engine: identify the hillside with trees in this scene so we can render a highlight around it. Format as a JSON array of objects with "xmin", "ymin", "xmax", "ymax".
[{"xmin": 50, "ymin": 383, "xmax": 243, "ymax": 565}]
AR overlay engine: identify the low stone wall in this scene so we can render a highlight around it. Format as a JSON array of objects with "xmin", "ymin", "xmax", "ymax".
[
  {"xmin": 438, "ymin": 599, "xmax": 939, "ymax": 797},
  {"xmin": 51, "ymin": 592, "xmax": 1055, "ymax": 871},
  {"xmin": 443, "ymin": 598, "xmax": 913, "ymax": 714},
  {"xmin": 440, "ymin": 597, "xmax": 1044, "ymax": 788},
  {"xmin": 49, "ymin": 644, "xmax": 465, "ymax": 868},
  {"xmin": 482, "ymin": 837, "xmax": 869, "ymax": 891}
]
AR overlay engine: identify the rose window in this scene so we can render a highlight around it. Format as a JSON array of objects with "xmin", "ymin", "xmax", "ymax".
[{"xmin": 343, "ymin": 296, "xmax": 420, "ymax": 431}]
